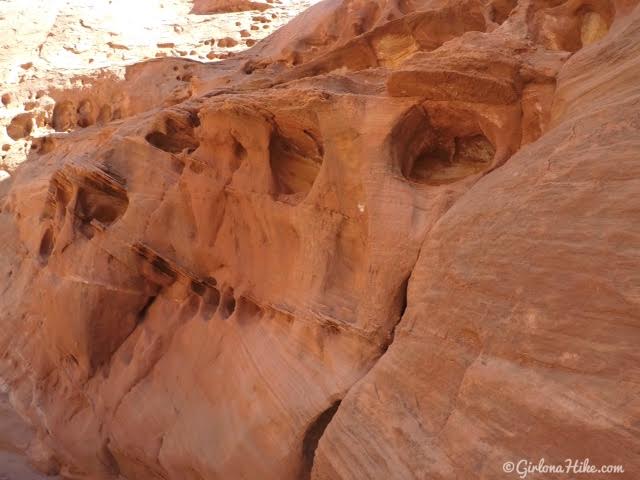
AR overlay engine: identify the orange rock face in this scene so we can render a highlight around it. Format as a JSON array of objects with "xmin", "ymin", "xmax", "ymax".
[
  {"xmin": 1, "ymin": 0, "xmax": 639, "ymax": 479},
  {"xmin": 0, "ymin": 0, "xmax": 313, "ymax": 175}
]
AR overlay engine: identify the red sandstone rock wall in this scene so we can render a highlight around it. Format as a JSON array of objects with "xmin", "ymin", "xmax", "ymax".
[{"xmin": 0, "ymin": 0, "xmax": 639, "ymax": 478}]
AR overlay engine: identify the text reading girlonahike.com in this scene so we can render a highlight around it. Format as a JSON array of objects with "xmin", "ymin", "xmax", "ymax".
[{"xmin": 502, "ymin": 458, "xmax": 624, "ymax": 478}]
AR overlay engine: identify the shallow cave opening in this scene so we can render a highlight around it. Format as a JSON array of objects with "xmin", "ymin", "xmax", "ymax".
[
  {"xmin": 536, "ymin": 2, "xmax": 613, "ymax": 53},
  {"xmin": 392, "ymin": 106, "xmax": 497, "ymax": 185},
  {"xmin": 145, "ymin": 113, "xmax": 200, "ymax": 154},
  {"xmin": 269, "ymin": 127, "xmax": 323, "ymax": 204},
  {"xmin": 70, "ymin": 172, "xmax": 129, "ymax": 240},
  {"xmin": 77, "ymin": 99, "xmax": 97, "ymax": 128},
  {"xmin": 218, "ymin": 287, "xmax": 236, "ymax": 319},
  {"xmin": 403, "ymin": 133, "xmax": 495, "ymax": 185},
  {"xmin": 76, "ymin": 184, "xmax": 129, "ymax": 226},
  {"xmin": 577, "ymin": 7, "xmax": 611, "ymax": 47},
  {"xmin": 38, "ymin": 227, "xmax": 54, "ymax": 261}
]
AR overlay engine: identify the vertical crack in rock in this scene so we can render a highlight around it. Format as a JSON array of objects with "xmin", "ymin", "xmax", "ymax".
[
  {"xmin": 136, "ymin": 295, "xmax": 158, "ymax": 323},
  {"xmin": 298, "ymin": 132, "xmax": 526, "ymax": 475},
  {"xmin": 302, "ymin": 277, "xmax": 411, "ymax": 477},
  {"xmin": 379, "ymin": 277, "xmax": 409, "ymax": 356},
  {"xmin": 99, "ymin": 441, "xmax": 121, "ymax": 476},
  {"xmin": 301, "ymin": 399, "xmax": 342, "ymax": 480}
]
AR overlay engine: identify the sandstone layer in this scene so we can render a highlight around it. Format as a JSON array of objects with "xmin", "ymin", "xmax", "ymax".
[
  {"xmin": 0, "ymin": 0, "xmax": 639, "ymax": 478},
  {"xmin": 0, "ymin": 0, "xmax": 315, "ymax": 174}
]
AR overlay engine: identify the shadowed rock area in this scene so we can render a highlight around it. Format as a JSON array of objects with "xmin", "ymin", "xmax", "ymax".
[{"xmin": 0, "ymin": 0, "xmax": 639, "ymax": 478}]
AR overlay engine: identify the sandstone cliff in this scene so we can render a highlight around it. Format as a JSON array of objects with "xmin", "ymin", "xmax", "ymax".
[{"xmin": 0, "ymin": 0, "xmax": 639, "ymax": 478}]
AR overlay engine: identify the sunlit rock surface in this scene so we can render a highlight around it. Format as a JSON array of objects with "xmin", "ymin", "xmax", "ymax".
[
  {"xmin": 0, "ymin": 0, "xmax": 639, "ymax": 478},
  {"xmin": 0, "ymin": 0, "xmax": 315, "ymax": 173}
]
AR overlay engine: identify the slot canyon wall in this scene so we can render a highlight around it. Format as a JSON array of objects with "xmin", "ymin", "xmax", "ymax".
[{"xmin": 0, "ymin": 0, "xmax": 639, "ymax": 478}]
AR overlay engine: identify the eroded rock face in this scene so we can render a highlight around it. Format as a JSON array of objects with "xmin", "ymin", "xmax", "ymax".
[
  {"xmin": 191, "ymin": 0, "xmax": 272, "ymax": 13},
  {"xmin": 0, "ymin": 0, "xmax": 639, "ymax": 479},
  {"xmin": 0, "ymin": 0, "xmax": 316, "ymax": 174}
]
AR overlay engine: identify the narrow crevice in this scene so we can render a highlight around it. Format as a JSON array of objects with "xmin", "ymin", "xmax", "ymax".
[
  {"xmin": 137, "ymin": 295, "xmax": 157, "ymax": 323},
  {"xmin": 301, "ymin": 400, "xmax": 342, "ymax": 480},
  {"xmin": 100, "ymin": 441, "xmax": 121, "ymax": 476},
  {"xmin": 38, "ymin": 227, "xmax": 55, "ymax": 262},
  {"xmin": 218, "ymin": 287, "xmax": 236, "ymax": 319},
  {"xmin": 301, "ymin": 276, "xmax": 412, "ymax": 478},
  {"xmin": 95, "ymin": 292, "xmax": 157, "ymax": 379},
  {"xmin": 299, "ymin": 161, "xmax": 511, "ymax": 475},
  {"xmin": 379, "ymin": 276, "xmax": 409, "ymax": 356},
  {"xmin": 111, "ymin": 344, "xmax": 167, "ymax": 421}
]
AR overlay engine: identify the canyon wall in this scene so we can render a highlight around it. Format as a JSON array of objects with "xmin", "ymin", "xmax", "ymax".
[{"xmin": 0, "ymin": 0, "xmax": 639, "ymax": 478}]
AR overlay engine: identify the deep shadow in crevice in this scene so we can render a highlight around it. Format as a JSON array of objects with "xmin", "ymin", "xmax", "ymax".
[
  {"xmin": 136, "ymin": 295, "xmax": 157, "ymax": 323},
  {"xmin": 301, "ymin": 400, "xmax": 342, "ymax": 480},
  {"xmin": 38, "ymin": 227, "xmax": 54, "ymax": 262},
  {"xmin": 218, "ymin": 287, "xmax": 236, "ymax": 319},
  {"xmin": 379, "ymin": 277, "xmax": 409, "ymax": 356}
]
